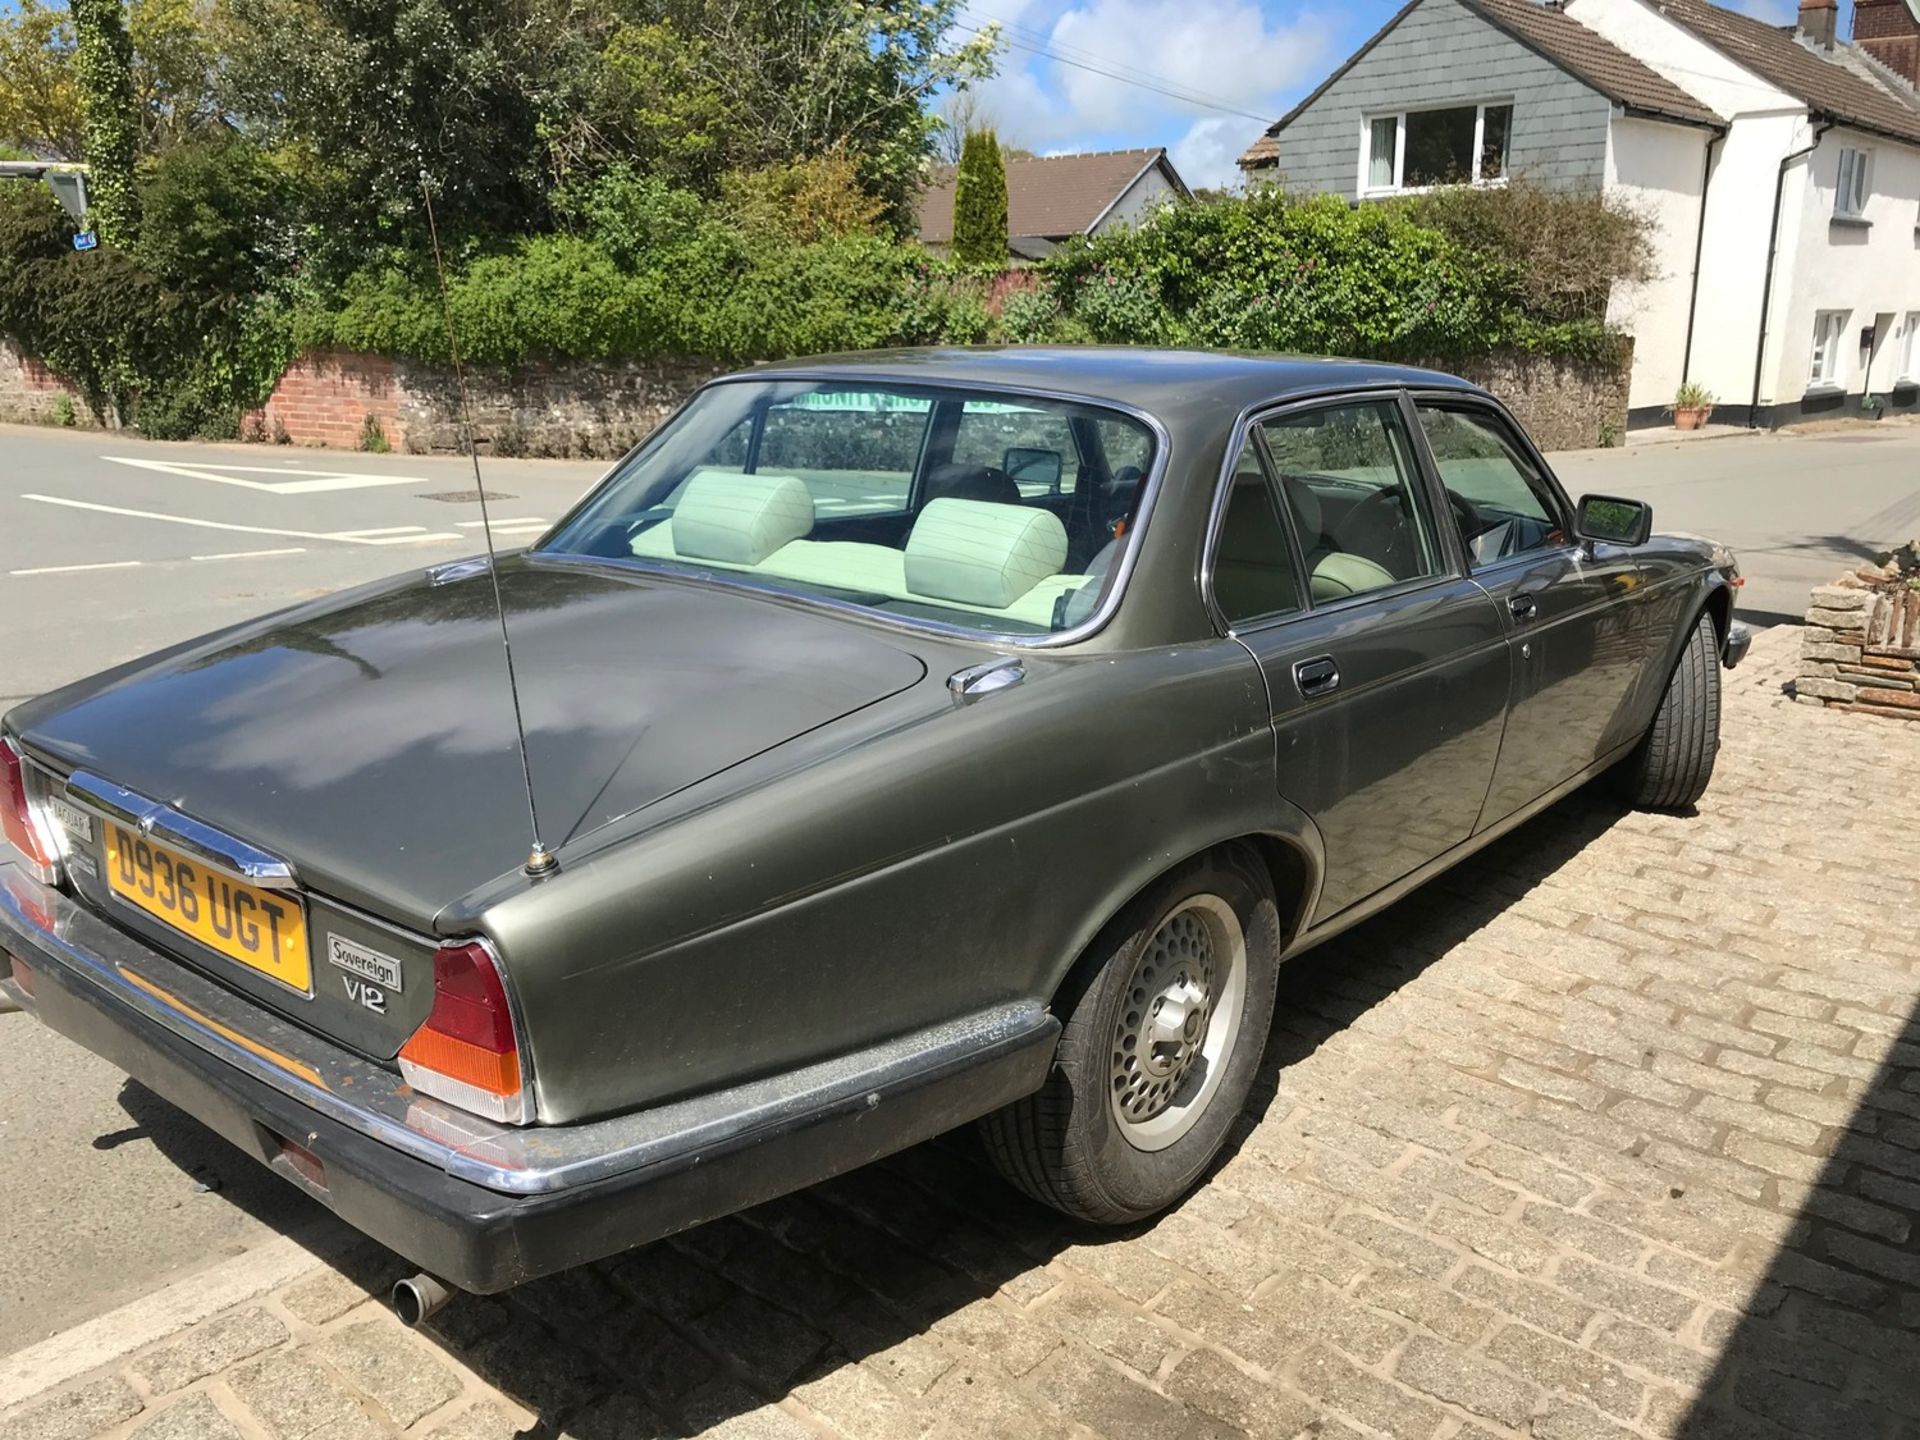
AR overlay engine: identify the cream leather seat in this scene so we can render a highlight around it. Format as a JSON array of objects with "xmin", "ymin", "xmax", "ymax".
[
  {"xmin": 631, "ymin": 472, "xmax": 1087, "ymax": 629},
  {"xmin": 1282, "ymin": 477, "xmax": 1398, "ymax": 602}
]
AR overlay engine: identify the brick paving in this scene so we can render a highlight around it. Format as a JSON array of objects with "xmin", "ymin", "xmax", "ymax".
[{"xmin": 6, "ymin": 622, "xmax": 1920, "ymax": 1440}]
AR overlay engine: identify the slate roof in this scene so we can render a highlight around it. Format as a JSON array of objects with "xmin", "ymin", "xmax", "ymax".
[
  {"xmin": 916, "ymin": 148, "xmax": 1187, "ymax": 246},
  {"xmin": 1647, "ymin": 0, "xmax": 1920, "ymax": 144},
  {"xmin": 1238, "ymin": 0, "xmax": 1721, "ymax": 170}
]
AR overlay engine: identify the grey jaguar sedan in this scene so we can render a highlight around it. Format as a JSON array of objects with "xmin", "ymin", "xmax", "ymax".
[{"xmin": 0, "ymin": 348, "xmax": 1747, "ymax": 1300}]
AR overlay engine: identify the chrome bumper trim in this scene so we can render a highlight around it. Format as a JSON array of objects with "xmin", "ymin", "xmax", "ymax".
[
  {"xmin": 63, "ymin": 771, "xmax": 297, "ymax": 887},
  {"xmin": 0, "ymin": 862, "xmax": 1049, "ymax": 1199}
]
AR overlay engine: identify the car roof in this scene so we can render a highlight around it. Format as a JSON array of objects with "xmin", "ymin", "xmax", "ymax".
[{"xmin": 731, "ymin": 347, "xmax": 1486, "ymax": 425}]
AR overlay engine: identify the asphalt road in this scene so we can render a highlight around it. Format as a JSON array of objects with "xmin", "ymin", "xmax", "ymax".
[
  {"xmin": 0, "ymin": 427, "xmax": 604, "ymax": 1354},
  {"xmin": 0, "ymin": 416, "xmax": 1914, "ymax": 1352}
]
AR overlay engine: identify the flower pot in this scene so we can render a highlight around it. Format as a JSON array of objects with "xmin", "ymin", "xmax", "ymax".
[{"xmin": 1673, "ymin": 406, "xmax": 1712, "ymax": 431}]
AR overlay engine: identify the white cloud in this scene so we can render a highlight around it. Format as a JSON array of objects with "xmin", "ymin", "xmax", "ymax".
[{"xmin": 962, "ymin": 0, "xmax": 1330, "ymax": 187}]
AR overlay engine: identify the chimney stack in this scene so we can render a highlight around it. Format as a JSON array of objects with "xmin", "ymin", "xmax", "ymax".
[
  {"xmin": 1797, "ymin": 0, "xmax": 1837, "ymax": 49},
  {"xmin": 1853, "ymin": 0, "xmax": 1920, "ymax": 85},
  {"xmin": 1797, "ymin": 0, "xmax": 1843, "ymax": 48}
]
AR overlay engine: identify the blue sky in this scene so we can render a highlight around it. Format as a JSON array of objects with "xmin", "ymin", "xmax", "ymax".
[{"xmin": 957, "ymin": 0, "xmax": 1828, "ymax": 188}]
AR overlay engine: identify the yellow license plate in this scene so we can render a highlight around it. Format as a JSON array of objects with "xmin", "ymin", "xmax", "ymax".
[{"xmin": 105, "ymin": 824, "xmax": 311, "ymax": 993}]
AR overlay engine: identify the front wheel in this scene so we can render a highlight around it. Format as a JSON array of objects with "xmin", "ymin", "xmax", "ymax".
[
  {"xmin": 1618, "ymin": 612, "xmax": 1721, "ymax": 810},
  {"xmin": 979, "ymin": 847, "xmax": 1280, "ymax": 1224}
]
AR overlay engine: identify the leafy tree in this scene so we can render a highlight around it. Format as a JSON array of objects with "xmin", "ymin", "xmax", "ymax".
[
  {"xmin": 718, "ymin": 152, "xmax": 887, "ymax": 245},
  {"xmin": 71, "ymin": 0, "xmax": 139, "ymax": 242},
  {"xmin": 218, "ymin": 0, "xmax": 555, "ymax": 258},
  {"xmin": 950, "ymin": 127, "xmax": 1006, "ymax": 266},
  {"xmin": 600, "ymin": 1, "xmax": 999, "ymax": 227},
  {"xmin": 0, "ymin": 0, "xmax": 83, "ymax": 158},
  {"xmin": 137, "ymin": 134, "xmax": 295, "ymax": 297},
  {"xmin": 128, "ymin": 0, "xmax": 222, "ymax": 149}
]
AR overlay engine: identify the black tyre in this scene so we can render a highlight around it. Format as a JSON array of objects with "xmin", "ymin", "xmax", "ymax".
[
  {"xmin": 1619, "ymin": 612, "xmax": 1721, "ymax": 810},
  {"xmin": 980, "ymin": 846, "xmax": 1281, "ymax": 1224}
]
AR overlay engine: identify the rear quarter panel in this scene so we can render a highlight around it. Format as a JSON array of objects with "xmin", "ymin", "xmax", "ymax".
[{"xmin": 463, "ymin": 642, "xmax": 1311, "ymax": 1124}]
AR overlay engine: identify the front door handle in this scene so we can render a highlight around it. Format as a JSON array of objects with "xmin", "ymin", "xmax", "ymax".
[
  {"xmin": 1294, "ymin": 656, "xmax": 1340, "ymax": 698},
  {"xmin": 1509, "ymin": 592, "xmax": 1538, "ymax": 622}
]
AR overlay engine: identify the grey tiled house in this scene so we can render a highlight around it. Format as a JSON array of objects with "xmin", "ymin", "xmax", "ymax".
[{"xmin": 1237, "ymin": 0, "xmax": 1715, "ymax": 200}]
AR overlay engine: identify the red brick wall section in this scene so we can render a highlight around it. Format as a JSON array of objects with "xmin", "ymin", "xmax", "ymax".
[
  {"xmin": 246, "ymin": 350, "xmax": 405, "ymax": 451},
  {"xmin": 0, "ymin": 340, "xmax": 96, "ymax": 427},
  {"xmin": 1853, "ymin": 0, "xmax": 1920, "ymax": 82}
]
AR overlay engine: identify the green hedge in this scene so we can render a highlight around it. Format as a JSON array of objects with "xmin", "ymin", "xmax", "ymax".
[
  {"xmin": 2, "ymin": 172, "xmax": 1643, "ymax": 439},
  {"xmin": 1042, "ymin": 188, "xmax": 1638, "ymax": 363}
]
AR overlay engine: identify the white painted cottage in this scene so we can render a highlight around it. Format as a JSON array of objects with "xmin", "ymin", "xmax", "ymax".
[{"xmin": 1240, "ymin": 0, "xmax": 1920, "ymax": 429}]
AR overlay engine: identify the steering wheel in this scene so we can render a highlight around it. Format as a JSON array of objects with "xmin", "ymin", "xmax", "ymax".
[{"xmin": 1333, "ymin": 488, "xmax": 1418, "ymax": 575}]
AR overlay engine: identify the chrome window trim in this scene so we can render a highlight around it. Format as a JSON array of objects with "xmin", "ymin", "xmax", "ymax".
[
  {"xmin": 531, "ymin": 374, "xmax": 1174, "ymax": 651},
  {"xmin": 1401, "ymin": 388, "xmax": 1578, "ymax": 540},
  {"xmin": 1200, "ymin": 383, "xmax": 1468, "ymax": 639}
]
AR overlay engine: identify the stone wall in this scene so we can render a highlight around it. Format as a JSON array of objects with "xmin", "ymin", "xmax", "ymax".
[
  {"xmin": 1794, "ymin": 569, "xmax": 1920, "ymax": 719},
  {"xmin": 12, "ymin": 340, "xmax": 1631, "ymax": 459},
  {"xmin": 1428, "ymin": 345, "xmax": 1633, "ymax": 453},
  {"xmin": 246, "ymin": 350, "xmax": 726, "ymax": 459},
  {"xmin": 0, "ymin": 341, "xmax": 100, "ymax": 428}
]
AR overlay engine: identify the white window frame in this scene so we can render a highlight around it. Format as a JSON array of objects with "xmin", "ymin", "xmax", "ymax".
[
  {"xmin": 1902, "ymin": 310, "xmax": 1920, "ymax": 383},
  {"xmin": 1359, "ymin": 100, "xmax": 1513, "ymax": 197},
  {"xmin": 1833, "ymin": 146, "xmax": 1870, "ymax": 220},
  {"xmin": 1809, "ymin": 309, "xmax": 1851, "ymax": 390}
]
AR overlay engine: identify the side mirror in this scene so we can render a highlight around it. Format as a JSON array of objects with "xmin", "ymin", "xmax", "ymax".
[
  {"xmin": 1004, "ymin": 447, "xmax": 1064, "ymax": 495},
  {"xmin": 1574, "ymin": 494, "xmax": 1652, "ymax": 548}
]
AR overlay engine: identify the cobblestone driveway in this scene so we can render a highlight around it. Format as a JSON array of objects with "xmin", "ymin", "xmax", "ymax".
[{"xmin": 7, "ymin": 623, "xmax": 1920, "ymax": 1440}]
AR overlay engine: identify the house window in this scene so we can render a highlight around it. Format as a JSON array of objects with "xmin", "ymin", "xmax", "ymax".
[
  {"xmin": 1903, "ymin": 311, "xmax": 1920, "ymax": 382},
  {"xmin": 1362, "ymin": 102, "xmax": 1512, "ymax": 194},
  {"xmin": 1834, "ymin": 147, "xmax": 1869, "ymax": 219},
  {"xmin": 1810, "ymin": 309, "xmax": 1851, "ymax": 388}
]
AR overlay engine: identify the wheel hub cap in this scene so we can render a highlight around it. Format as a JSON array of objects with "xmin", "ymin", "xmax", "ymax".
[{"xmin": 1112, "ymin": 909, "xmax": 1216, "ymax": 1122}]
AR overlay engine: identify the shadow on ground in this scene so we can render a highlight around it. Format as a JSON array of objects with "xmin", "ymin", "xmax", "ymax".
[
  {"xmin": 316, "ymin": 791, "xmax": 1634, "ymax": 1439},
  {"xmin": 1672, "ymin": 1017, "xmax": 1920, "ymax": 1439}
]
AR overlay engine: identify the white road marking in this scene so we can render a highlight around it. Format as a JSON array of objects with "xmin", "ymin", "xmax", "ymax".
[
  {"xmin": 457, "ymin": 518, "xmax": 547, "ymax": 528},
  {"xmin": 191, "ymin": 547, "xmax": 308, "ymax": 561},
  {"xmin": 22, "ymin": 494, "xmax": 462, "ymax": 546},
  {"xmin": 102, "ymin": 456, "xmax": 426, "ymax": 495},
  {"xmin": 9, "ymin": 559, "xmax": 144, "ymax": 576}
]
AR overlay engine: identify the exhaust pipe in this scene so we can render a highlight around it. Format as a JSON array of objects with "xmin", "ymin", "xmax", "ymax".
[{"xmin": 391, "ymin": 1273, "xmax": 455, "ymax": 1327}]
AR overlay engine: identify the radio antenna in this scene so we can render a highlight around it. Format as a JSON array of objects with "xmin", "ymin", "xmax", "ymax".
[{"xmin": 419, "ymin": 172, "xmax": 556, "ymax": 878}]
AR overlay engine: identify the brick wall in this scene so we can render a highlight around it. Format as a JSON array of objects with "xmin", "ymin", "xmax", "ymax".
[
  {"xmin": 245, "ymin": 350, "xmax": 725, "ymax": 459},
  {"xmin": 1853, "ymin": 0, "xmax": 1919, "ymax": 83},
  {"xmin": 1794, "ymin": 569, "xmax": 1920, "ymax": 719},
  {"xmin": 248, "ymin": 351, "xmax": 404, "ymax": 451},
  {"xmin": 0, "ymin": 341, "xmax": 98, "ymax": 428},
  {"xmin": 14, "ymin": 340, "xmax": 1629, "ymax": 458}
]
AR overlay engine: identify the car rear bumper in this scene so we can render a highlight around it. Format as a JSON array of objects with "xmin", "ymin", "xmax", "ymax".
[{"xmin": 0, "ymin": 862, "xmax": 1057, "ymax": 1293}]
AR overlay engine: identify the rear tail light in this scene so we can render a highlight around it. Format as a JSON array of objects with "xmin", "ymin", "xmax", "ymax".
[
  {"xmin": 0, "ymin": 738, "xmax": 59, "ymax": 884},
  {"xmin": 398, "ymin": 940, "xmax": 529, "ymax": 1124}
]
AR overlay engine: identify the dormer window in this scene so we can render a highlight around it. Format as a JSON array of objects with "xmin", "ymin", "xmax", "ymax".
[{"xmin": 1362, "ymin": 102, "xmax": 1512, "ymax": 195}]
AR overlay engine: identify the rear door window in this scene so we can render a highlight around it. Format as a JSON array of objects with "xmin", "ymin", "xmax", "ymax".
[{"xmin": 1257, "ymin": 400, "xmax": 1441, "ymax": 603}]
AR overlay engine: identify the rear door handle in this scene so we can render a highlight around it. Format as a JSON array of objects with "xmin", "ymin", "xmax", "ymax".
[
  {"xmin": 1509, "ymin": 593, "xmax": 1538, "ymax": 622},
  {"xmin": 1294, "ymin": 656, "xmax": 1340, "ymax": 698}
]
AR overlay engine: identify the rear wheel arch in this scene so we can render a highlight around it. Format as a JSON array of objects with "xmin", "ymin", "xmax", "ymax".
[{"xmin": 1045, "ymin": 830, "xmax": 1319, "ymax": 1014}]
